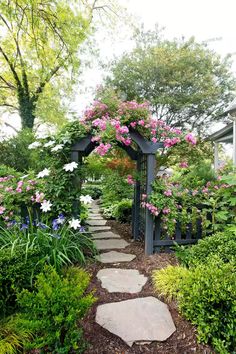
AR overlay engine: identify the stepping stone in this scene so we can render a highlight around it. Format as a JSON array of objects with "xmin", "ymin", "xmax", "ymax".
[
  {"xmin": 88, "ymin": 216, "xmax": 104, "ymax": 220},
  {"xmin": 97, "ymin": 268, "xmax": 147, "ymax": 293},
  {"xmin": 96, "ymin": 251, "xmax": 136, "ymax": 263},
  {"xmin": 87, "ymin": 220, "xmax": 107, "ymax": 226},
  {"xmin": 94, "ymin": 239, "xmax": 129, "ymax": 250},
  {"xmin": 88, "ymin": 226, "xmax": 111, "ymax": 232},
  {"xmin": 96, "ymin": 297, "xmax": 176, "ymax": 346},
  {"xmin": 92, "ymin": 231, "xmax": 120, "ymax": 239},
  {"xmin": 88, "ymin": 213, "xmax": 102, "ymax": 217}
]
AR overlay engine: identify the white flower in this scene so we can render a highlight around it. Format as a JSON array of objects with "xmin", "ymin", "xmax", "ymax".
[
  {"xmin": 40, "ymin": 200, "xmax": 52, "ymax": 212},
  {"xmin": 63, "ymin": 162, "xmax": 78, "ymax": 172},
  {"xmin": 44, "ymin": 140, "xmax": 55, "ymax": 148},
  {"xmin": 51, "ymin": 144, "xmax": 64, "ymax": 152},
  {"xmin": 69, "ymin": 218, "xmax": 81, "ymax": 230},
  {"xmin": 28, "ymin": 141, "xmax": 41, "ymax": 150},
  {"xmin": 37, "ymin": 168, "xmax": 50, "ymax": 178},
  {"xmin": 80, "ymin": 195, "xmax": 93, "ymax": 205}
]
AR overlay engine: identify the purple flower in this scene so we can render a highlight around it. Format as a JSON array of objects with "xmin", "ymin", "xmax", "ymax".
[{"xmin": 20, "ymin": 223, "xmax": 28, "ymax": 231}]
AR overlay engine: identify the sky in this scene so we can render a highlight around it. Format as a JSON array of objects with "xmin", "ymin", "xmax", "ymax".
[
  {"xmin": 74, "ymin": 0, "xmax": 236, "ymax": 114},
  {"xmin": 2, "ymin": 0, "xmax": 236, "ymax": 138}
]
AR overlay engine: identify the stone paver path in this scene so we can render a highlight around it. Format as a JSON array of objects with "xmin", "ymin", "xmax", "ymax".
[
  {"xmin": 97, "ymin": 268, "xmax": 148, "ymax": 293},
  {"xmin": 88, "ymin": 201, "xmax": 176, "ymax": 347},
  {"xmin": 92, "ymin": 231, "xmax": 121, "ymax": 239},
  {"xmin": 96, "ymin": 251, "xmax": 136, "ymax": 263}
]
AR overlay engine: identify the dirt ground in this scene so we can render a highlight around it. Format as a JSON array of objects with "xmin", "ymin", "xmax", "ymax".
[{"xmin": 82, "ymin": 220, "xmax": 214, "ymax": 354}]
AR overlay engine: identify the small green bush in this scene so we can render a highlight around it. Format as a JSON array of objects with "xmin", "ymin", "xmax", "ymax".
[
  {"xmin": 0, "ymin": 248, "xmax": 43, "ymax": 317},
  {"xmin": 113, "ymin": 199, "xmax": 133, "ymax": 223},
  {"xmin": 17, "ymin": 266, "xmax": 95, "ymax": 353},
  {"xmin": 174, "ymin": 231, "xmax": 236, "ymax": 267},
  {"xmin": 153, "ymin": 258, "xmax": 236, "ymax": 353},
  {"xmin": 82, "ymin": 185, "xmax": 103, "ymax": 199}
]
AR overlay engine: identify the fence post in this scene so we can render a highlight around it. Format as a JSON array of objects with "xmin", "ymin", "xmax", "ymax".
[{"xmin": 145, "ymin": 153, "xmax": 156, "ymax": 255}]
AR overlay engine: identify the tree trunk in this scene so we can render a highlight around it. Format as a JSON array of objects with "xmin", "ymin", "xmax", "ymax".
[{"xmin": 17, "ymin": 89, "xmax": 36, "ymax": 130}]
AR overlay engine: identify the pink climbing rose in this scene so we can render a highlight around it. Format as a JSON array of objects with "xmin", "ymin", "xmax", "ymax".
[{"xmin": 185, "ymin": 133, "xmax": 197, "ymax": 145}]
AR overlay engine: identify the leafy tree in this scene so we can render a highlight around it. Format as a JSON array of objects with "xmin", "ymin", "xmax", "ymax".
[
  {"xmin": 0, "ymin": 0, "xmax": 92, "ymax": 129},
  {"xmin": 105, "ymin": 27, "xmax": 236, "ymax": 133}
]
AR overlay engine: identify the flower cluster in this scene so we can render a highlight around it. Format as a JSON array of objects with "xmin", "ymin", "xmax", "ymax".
[{"xmin": 80, "ymin": 98, "xmax": 197, "ymax": 157}]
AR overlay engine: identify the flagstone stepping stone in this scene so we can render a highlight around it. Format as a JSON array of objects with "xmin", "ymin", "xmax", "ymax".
[
  {"xmin": 87, "ymin": 219, "xmax": 107, "ymax": 226},
  {"xmin": 92, "ymin": 231, "xmax": 121, "ymax": 239},
  {"xmin": 97, "ymin": 268, "xmax": 147, "ymax": 293},
  {"xmin": 96, "ymin": 297, "xmax": 176, "ymax": 346},
  {"xmin": 88, "ymin": 213, "xmax": 102, "ymax": 217},
  {"xmin": 96, "ymin": 251, "xmax": 136, "ymax": 263},
  {"xmin": 88, "ymin": 226, "xmax": 111, "ymax": 232},
  {"xmin": 88, "ymin": 216, "xmax": 104, "ymax": 220},
  {"xmin": 94, "ymin": 239, "xmax": 129, "ymax": 250}
]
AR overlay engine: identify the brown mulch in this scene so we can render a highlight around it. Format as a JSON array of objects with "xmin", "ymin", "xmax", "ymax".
[{"xmin": 82, "ymin": 220, "xmax": 214, "ymax": 354}]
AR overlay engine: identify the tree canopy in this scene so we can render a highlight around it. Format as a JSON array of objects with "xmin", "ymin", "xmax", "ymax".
[
  {"xmin": 105, "ymin": 28, "xmax": 236, "ymax": 133},
  {"xmin": 0, "ymin": 0, "xmax": 93, "ymax": 129}
]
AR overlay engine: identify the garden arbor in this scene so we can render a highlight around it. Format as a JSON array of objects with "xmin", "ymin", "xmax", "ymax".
[{"xmin": 71, "ymin": 129, "xmax": 163, "ymax": 255}]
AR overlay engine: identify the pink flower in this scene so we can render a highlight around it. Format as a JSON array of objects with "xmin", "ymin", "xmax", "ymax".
[
  {"xmin": 111, "ymin": 120, "xmax": 121, "ymax": 129},
  {"xmin": 26, "ymin": 186, "xmax": 32, "ymax": 191},
  {"xmin": 16, "ymin": 187, "xmax": 22, "ymax": 193},
  {"xmin": 118, "ymin": 126, "xmax": 129, "ymax": 134},
  {"xmin": 95, "ymin": 143, "xmax": 112, "ymax": 156},
  {"xmin": 151, "ymin": 137, "xmax": 157, "ymax": 143},
  {"xmin": 185, "ymin": 133, "xmax": 197, "ymax": 145},
  {"xmin": 35, "ymin": 192, "xmax": 45, "ymax": 203},
  {"xmin": 5, "ymin": 187, "xmax": 13, "ymax": 192},
  {"xmin": 130, "ymin": 122, "xmax": 137, "ymax": 128},
  {"xmin": 164, "ymin": 189, "xmax": 172, "ymax": 197},
  {"xmin": 192, "ymin": 190, "xmax": 198, "ymax": 196},
  {"xmin": 163, "ymin": 208, "xmax": 170, "ymax": 214},
  {"xmin": 141, "ymin": 194, "xmax": 147, "ymax": 200},
  {"xmin": 214, "ymin": 185, "xmax": 219, "ymax": 190},
  {"xmin": 91, "ymin": 136, "xmax": 101, "ymax": 142},
  {"xmin": 164, "ymin": 137, "xmax": 180, "ymax": 148},
  {"xmin": 138, "ymin": 120, "xmax": 145, "ymax": 126},
  {"xmin": 202, "ymin": 187, "xmax": 209, "ymax": 194},
  {"xmin": 127, "ymin": 175, "xmax": 135, "ymax": 185},
  {"xmin": 0, "ymin": 206, "xmax": 6, "ymax": 214},
  {"xmin": 179, "ymin": 161, "xmax": 188, "ymax": 168}
]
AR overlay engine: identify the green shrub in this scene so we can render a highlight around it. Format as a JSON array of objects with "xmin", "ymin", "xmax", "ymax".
[
  {"xmin": 0, "ymin": 247, "xmax": 43, "ymax": 317},
  {"xmin": 113, "ymin": 199, "xmax": 133, "ymax": 223},
  {"xmin": 174, "ymin": 231, "xmax": 236, "ymax": 267},
  {"xmin": 82, "ymin": 185, "xmax": 103, "ymax": 199},
  {"xmin": 17, "ymin": 266, "xmax": 95, "ymax": 353},
  {"xmin": 153, "ymin": 258, "xmax": 236, "ymax": 353}
]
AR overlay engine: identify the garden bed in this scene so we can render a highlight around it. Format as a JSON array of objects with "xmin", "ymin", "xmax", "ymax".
[{"xmin": 83, "ymin": 220, "xmax": 214, "ymax": 354}]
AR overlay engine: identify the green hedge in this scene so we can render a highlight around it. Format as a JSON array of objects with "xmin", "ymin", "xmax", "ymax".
[{"xmin": 0, "ymin": 248, "xmax": 43, "ymax": 317}]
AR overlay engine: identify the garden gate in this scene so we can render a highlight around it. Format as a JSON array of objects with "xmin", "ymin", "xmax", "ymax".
[{"xmin": 71, "ymin": 129, "xmax": 163, "ymax": 255}]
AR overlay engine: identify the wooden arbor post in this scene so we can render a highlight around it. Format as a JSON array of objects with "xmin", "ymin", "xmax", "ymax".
[{"xmin": 71, "ymin": 131, "xmax": 163, "ymax": 255}]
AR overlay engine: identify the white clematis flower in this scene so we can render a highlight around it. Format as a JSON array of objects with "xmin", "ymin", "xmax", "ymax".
[
  {"xmin": 51, "ymin": 144, "xmax": 64, "ymax": 152},
  {"xmin": 37, "ymin": 168, "xmax": 50, "ymax": 178},
  {"xmin": 44, "ymin": 140, "xmax": 55, "ymax": 148},
  {"xmin": 63, "ymin": 162, "xmax": 78, "ymax": 172},
  {"xmin": 80, "ymin": 195, "xmax": 93, "ymax": 205},
  {"xmin": 40, "ymin": 200, "xmax": 52, "ymax": 212},
  {"xmin": 28, "ymin": 141, "xmax": 41, "ymax": 149},
  {"xmin": 69, "ymin": 218, "xmax": 81, "ymax": 230}
]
